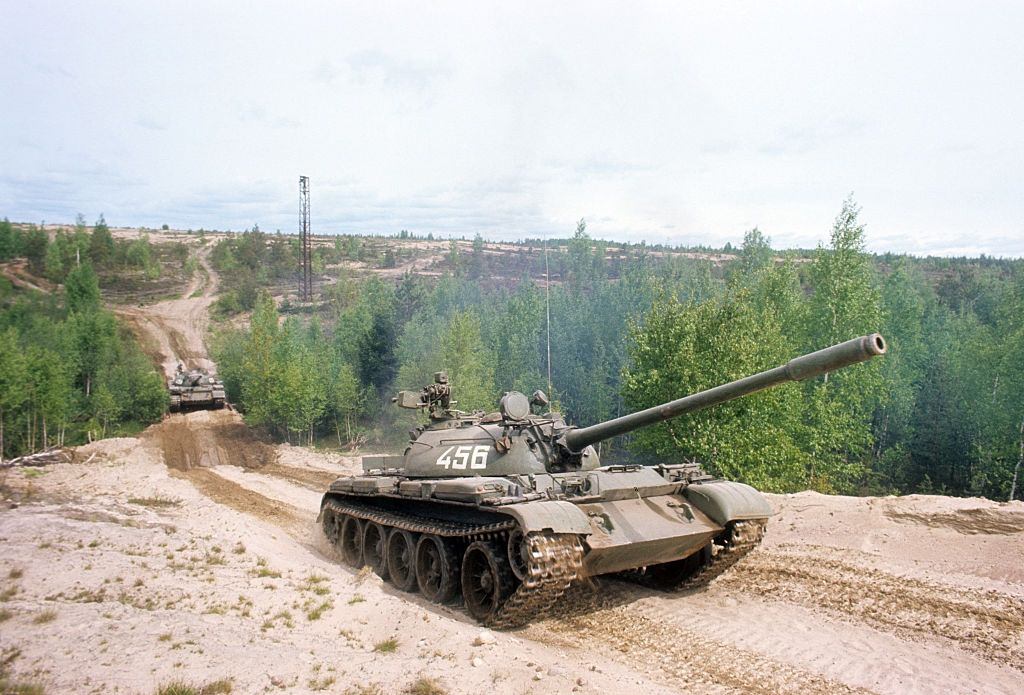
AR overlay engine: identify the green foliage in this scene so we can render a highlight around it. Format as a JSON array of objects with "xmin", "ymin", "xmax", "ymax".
[
  {"xmin": 89, "ymin": 215, "xmax": 114, "ymax": 265},
  {"xmin": 64, "ymin": 262, "xmax": 101, "ymax": 313},
  {"xmin": 0, "ymin": 277, "xmax": 165, "ymax": 459},
  {"xmin": 358, "ymin": 305, "xmax": 398, "ymax": 396},
  {"xmin": 213, "ymin": 293, "xmax": 370, "ymax": 445},
  {"xmin": 398, "ymin": 311, "xmax": 495, "ymax": 412},
  {"xmin": 798, "ymin": 199, "xmax": 885, "ymax": 489},
  {"xmin": 209, "ymin": 229, "xmax": 296, "ymax": 315},
  {"xmin": 22, "ymin": 226, "xmax": 48, "ymax": 273},
  {"xmin": 0, "ymin": 219, "xmax": 18, "ymax": 259},
  {"xmin": 623, "ymin": 283, "xmax": 813, "ymax": 492}
]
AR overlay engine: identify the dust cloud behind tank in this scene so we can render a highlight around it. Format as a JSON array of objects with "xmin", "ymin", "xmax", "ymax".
[
  {"xmin": 168, "ymin": 363, "xmax": 226, "ymax": 412},
  {"xmin": 318, "ymin": 334, "xmax": 887, "ymax": 627}
]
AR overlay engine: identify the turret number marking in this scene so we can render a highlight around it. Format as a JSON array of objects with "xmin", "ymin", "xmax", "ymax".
[{"xmin": 436, "ymin": 445, "xmax": 489, "ymax": 470}]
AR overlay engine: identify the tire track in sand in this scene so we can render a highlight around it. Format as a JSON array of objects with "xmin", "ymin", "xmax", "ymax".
[
  {"xmin": 715, "ymin": 545, "xmax": 1024, "ymax": 670},
  {"xmin": 531, "ymin": 579, "xmax": 871, "ymax": 695},
  {"xmin": 148, "ymin": 410, "xmax": 313, "ymax": 536},
  {"xmin": 257, "ymin": 463, "xmax": 339, "ymax": 492},
  {"xmin": 170, "ymin": 467, "xmax": 308, "ymax": 536}
]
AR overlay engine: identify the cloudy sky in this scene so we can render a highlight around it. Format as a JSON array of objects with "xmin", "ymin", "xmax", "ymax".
[{"xmin": 2, "ymin": 1, "xmax": 1021, "ymax": 256}]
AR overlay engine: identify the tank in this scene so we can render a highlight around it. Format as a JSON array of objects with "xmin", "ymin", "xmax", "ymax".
[
  {"xmin": 168, "ymin": 363, "xmax": 226, "ymax": 411},
  {"xmin": 319, "ymin": 333, "xmax": 887, "ymax": 627}
]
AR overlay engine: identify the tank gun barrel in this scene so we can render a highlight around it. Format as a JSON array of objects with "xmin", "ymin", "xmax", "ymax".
[{"xmin": 560, "ymin": 333, "xmax": 887, "ymax": 454}]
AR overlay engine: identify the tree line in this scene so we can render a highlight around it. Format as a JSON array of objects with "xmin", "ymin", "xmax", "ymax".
[
  {"xmin": 0, "ymin": 216, "xmax": 167, "ymax": 284},
  {"xmin": 211, "ymin": 199, "xmax": 1023, "ymax": 500}
]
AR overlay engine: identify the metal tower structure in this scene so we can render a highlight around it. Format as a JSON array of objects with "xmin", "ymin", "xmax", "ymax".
[{"xmin": 299, "ymin": 175, "xmax": 311, "ymax": 301}]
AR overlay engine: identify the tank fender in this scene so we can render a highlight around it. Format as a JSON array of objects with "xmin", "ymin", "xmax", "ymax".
[
  {"xmin": 493, "ymin": 500, "xmax": 592, "ymax": 535},
  {"xmin": 683, "ymin": 481, "xmax": 773, "ymax": 526}
]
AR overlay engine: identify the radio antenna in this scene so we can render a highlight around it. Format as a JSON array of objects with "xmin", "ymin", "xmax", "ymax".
[{"xmin": 544, "ymin": 236, "xmax": 552, "ymax": 397}]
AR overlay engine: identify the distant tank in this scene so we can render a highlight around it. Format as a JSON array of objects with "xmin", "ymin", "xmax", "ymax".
[
  {"xmin": 168, "ymin": 364, "xmax": 226, "ymax": 411},
  {"xmin": 318, "ymin": 334, "xmax": 887, "ymax": 627}
]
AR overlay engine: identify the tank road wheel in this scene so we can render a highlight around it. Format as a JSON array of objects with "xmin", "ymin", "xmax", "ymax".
[
  {"xmin": 338, "ymin": 515, "xmax": 364, "ymax": 567},
  {"xmin": 386, "ymin": 530, "xmax": 419, "ymax": 592},
  {"xmin": 362, "ymin": 522, "xmax": 391, "ymax": 580},
  {"xmin": 506, "ymin": 528, "xmax": 530, "ymax": 581},
  {"xmin": 415, "ymin": 535, "xmax": 460, "ymax": 604},
  {"xmin": 321, "ymin": 506, "xmax": 341, "ymax": 545},
  {"xmin": 461, "ymin": 540, "xmax": 515, "ymax": 623}
]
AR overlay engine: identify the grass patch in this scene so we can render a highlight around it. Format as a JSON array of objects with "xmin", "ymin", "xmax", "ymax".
[
  {"xmin": 158, "ymin": 633, "xmax": 173, "ymax": 642},
  {"xmin": 406, "ymin": 677, "xmax": 447, "ymax": 695},
  {"xmin": 305, "ymin": 599, "xmax": 333, "ymax": 621},
  {"xmin": 347, "ymin": 594, "xmax": 365, "ymax": 605},
  {"xmin": 0, "ymin": 609, "xmax": 12, "ymax": 623},
  {"xmin": 301, "ymin": 573, "xmax": 331, "ymax": 595},
  {"xmin": 373, "ymin": 638, "xmax": 398, "ymax": 654},
  {"xmin": 155, "ymin": 679, "xmax": 233, "ymax": 695},
  {"xmin": 343, "ymin": 686, "xmax": 383, "ymax": 695},
  {"xmin": 8, "ymin": 569, "xmax": 23, "ymax": 580},
  {"xmin": 0, "ymin": 586, "xmax": 18, "ymax": 602},
  {"xmin": 231, "ymin": 542, "xmax": 246, "ymax": 555},
  {"xmin": 251, "ymin": 557, "xmax": 281, "ymax": 578},
  {"xmin": 0, "ymin": 676, "xmax": 45, "ymax": 695},
  {"xmin": 204, "ymin": 553, "xmax": 226, "ymax": 566},
  {"xmin": 309, "ymin": 676, "xmax": 336, "ymax": 691},
  {"xmin": 128, "ymin": 496, "xmax": 181, "ymax": 508},
  {"xmin": 32, "ymin": 609, "xmax": 57, "ymax": 625},
  {"xmin": 261, "ymin": 609, "xmax": 294, "ymax": 631},
  {"xmin": 67, "ymin": 588, "xmax": 106, "ymax": 603}
]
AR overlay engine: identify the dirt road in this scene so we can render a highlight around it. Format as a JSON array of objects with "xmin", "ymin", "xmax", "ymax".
[{"xmin": 114, "ymin": 246, "xmax": 218, "ymax": 379}]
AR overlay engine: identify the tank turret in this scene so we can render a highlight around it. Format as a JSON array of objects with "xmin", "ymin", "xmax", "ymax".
[{"xmin": 318, "ymin": 334, "xmax": 887, "ymax": 628}]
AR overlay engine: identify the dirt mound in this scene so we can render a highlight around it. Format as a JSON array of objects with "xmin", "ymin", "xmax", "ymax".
[
  {"xmin": 882, "ymin": 495, "xmax": 1024, "ymax": 535},
  {"xmin": 146, "ymin": 410, "xmax": 276, "ymax": 471}
]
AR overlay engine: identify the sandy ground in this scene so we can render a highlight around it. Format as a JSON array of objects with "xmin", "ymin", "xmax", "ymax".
[{"xmin": 2, "ymin": 432, "xmax": 1022, "ymax": 695}]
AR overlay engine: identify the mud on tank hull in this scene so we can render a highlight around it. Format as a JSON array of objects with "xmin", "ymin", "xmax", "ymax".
[{"xmin": 318, "ymin": 463, "xmax": 771, "ymax": 628}]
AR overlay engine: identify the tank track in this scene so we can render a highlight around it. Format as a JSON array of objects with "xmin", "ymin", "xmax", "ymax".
[
  {"xmin": 488, "ymin": 532, "xmax": 583, "ymax": 629},
  {"xmin": 673, "ymin": 519, "xmax": 765, "ymax": 591},
  {"xmin": 622, "ymin": 519, "xmax": 766, "ymax": 591},
  {"xmin": 323, "ymin": 497, "xmax": 516, "ymax": 537},
  {"xmin": 321, "ymin": 497, "xmax": 584, "ymax": 628}
]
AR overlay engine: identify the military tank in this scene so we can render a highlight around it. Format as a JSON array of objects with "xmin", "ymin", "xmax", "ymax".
[
  {"xmin": 168, "ymin": 364, "xmax": 226, "ymax": 411},
  {"xmin": 319, "ymin": 334, "xmax": 886, "ymax": 627}
]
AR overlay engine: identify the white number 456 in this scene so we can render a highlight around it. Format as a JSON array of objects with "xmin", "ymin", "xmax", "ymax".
[{"xmin": 436, "ymin": 445, "xmax": 489, "ymax": 470}]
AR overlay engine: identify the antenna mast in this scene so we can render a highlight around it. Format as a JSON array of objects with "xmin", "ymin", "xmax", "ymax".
[{"xmin": 299, "ymin": 175, "xmax": 311, "ymax": 301}]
